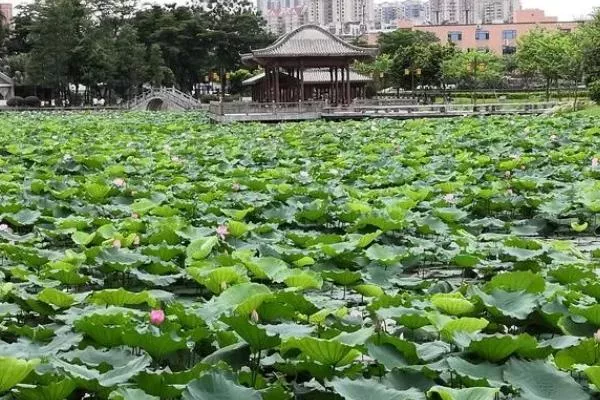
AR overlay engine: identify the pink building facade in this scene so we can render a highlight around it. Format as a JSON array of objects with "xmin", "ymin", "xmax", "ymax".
[
  {"xmin": 363, "ymin": 9, "xmax": 582, "ymax": 55},
  {"xmin": 415, "ymin": 19, "xmax": 581, "ymax": 54},
  {"xmin": 0, "ymin": 3, "xmax": 12, "ymax": 23}
]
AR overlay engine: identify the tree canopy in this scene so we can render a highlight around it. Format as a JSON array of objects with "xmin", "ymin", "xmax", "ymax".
[{"xmin": 1, "ymin": 0, "xmax": 273, "ymax": 103}]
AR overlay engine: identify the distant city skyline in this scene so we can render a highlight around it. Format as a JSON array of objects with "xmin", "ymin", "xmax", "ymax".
[{"xmin": 2, "ymin": 0, "xmax": 599, "ymax": 20}]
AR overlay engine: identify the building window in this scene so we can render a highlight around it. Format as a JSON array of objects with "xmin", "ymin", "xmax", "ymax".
[
  {"xmin": 502, "ymin": 30, "xmax": 517, "ymax": 40},
  {"xmin": 502, "ymin": 46, "xmax": 517, "ymax": 55},
  {"xmin": 475, "ymin": 31, "xmax": 490, "ymax": 40},
  {"xmin": 448, "ymin": 31, "xmax": 462, "ymax": 42}
]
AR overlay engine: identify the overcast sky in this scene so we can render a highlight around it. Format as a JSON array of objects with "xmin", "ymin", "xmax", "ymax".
[{"xmin": 4, "ymin": 0, "xmax": 599, "ymax": 20}]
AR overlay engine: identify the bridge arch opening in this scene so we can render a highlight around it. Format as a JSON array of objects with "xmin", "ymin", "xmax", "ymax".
[{"xmin": 147, "ymin": 98, "xmax": 164, "ymax": 111}]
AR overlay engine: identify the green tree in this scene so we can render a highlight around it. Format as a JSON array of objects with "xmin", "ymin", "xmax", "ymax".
[
  {"xmin": 354, "ymin": 54, "xmax": 393, "ymax": 91},
  {"xmin": 443, "ymin": 50, "xmax": 505, "ymax": 106},
  {"xmin": 579, "ymin": 10, "xmax": 600, "ymax": 82},
  {"xmin": 516, "ymin": 28, "xmax": 574, "ymax": 101},
  {"xmin": 228, "ymin": 69, "xmax": 252, "ymax": 95},
  {"xmin": 26, "ymin": 0, "xmax": 92, "ymax": 104},
  {"xmin": 111, "ymin": 23, "xmax": 146, "ymax": 100}
]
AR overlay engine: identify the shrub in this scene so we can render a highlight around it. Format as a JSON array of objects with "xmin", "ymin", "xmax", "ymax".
[
  {"xmin": 6, "ymin": 96, "xmax": 24, "ymax": 107},
  {"xmin": 590, "ymin": 81, "xmax": 600, "ymax": 104},
  {"xmin": 24, "ymin": 96, "xmax": 41, "ymax": 108}
]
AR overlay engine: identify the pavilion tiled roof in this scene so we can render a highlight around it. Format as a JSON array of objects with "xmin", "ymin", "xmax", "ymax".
[
  {"xmin": 243, "ymin": 68, "xmax": 372, "ymax": 86},
  {"xmin": 248, "ymin": 25, "xmax": 377, "ymax": 58}
]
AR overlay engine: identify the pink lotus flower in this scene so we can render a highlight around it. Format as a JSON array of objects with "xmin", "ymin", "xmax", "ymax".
[
  {"xmin": 131, "ymin": 213, "xmax": 139, "ymax": 219},
  {"xmin": 443, "ymin": 193, "xmax": 456, "ymax": 204},
  {"xmin": 551, "ymin": 134, "xmax": 558, "ymax": 141},
  {"xmin": 112, "ymin": 239, "xmax": 122, "ymax": 249},
  {"xmin": 592, "ymin": 158, "xmax": 599, "ymax": 169},
  {"xmin": 232, "ymin": 182, "xmax": 241, "ymax": 191},
  {"xmin": 595, "ymin": 329, "xmax": 600, "ymax": 343},
  {"xmin": 149, "ymin": 309, "xmax": 165, "ymax": 326},
  {"xmin": 216, "ymin": 225, "xmax": 229, "ymax": 240},
  {"xmin": 113, "ymin": 178, "xmax": 126, "ymax": 188},
  {"xmin": 172, "ymin": 156, "xmax": 182, "ymax": 163},
  {"xmin": 0, "ymin": 223, "xmax": 11, "ymax": 233}
]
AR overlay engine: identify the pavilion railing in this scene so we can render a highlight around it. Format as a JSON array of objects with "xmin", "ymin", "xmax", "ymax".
[{"xmin": 208, "ymin": 101, "xmax": 325, "ymax": 116}]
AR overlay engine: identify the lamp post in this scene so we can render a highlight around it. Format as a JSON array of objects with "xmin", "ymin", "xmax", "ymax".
[
  {"xmin": 405, "ymin": 67, "xmax": 422, "ymax": 101},
  {"xmin": 466, "ymin": 54, "xmax": 486, "ymax": 109}
]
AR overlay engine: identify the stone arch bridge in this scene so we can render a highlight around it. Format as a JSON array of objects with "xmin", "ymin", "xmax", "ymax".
[{"xmin": 128, "ymin": 87, "xmax": 204, "ymax": 111}]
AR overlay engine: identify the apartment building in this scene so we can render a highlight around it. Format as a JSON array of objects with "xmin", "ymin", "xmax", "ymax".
[
  {"xmin": 416, "ymin": 9, "xmax": 579, "ymax": 54},
  {"xmin": 260, "ymin": 0, "xmax": 375, "ymax": 36},
  {"xmin": 428, "ymin": 0, "xmax": 521, "ymax": 24},
  {"xmin": 0, "ymin": 3, "xmax": 12, "ymax": 24}
]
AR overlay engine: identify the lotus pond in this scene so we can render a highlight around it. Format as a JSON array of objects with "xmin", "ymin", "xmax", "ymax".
[{"xmin": 1, "ymin": 112, "xmax": 600, "ymax": 400}]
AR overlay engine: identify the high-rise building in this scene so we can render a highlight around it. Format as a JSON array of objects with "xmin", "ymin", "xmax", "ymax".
[
  {"xmin": 475, "ymin": 0, "xmax": 521, "ymax": 23},
  {"xmin": 259, "ymin": 0, "xmax": 375, "ymax": 36},
  {"xmin": 428, "ymin": 0, "xmax": 476, "ymax": 24},
  {"xmin": 0, "ymin": 3, "xmax": 12, "ymax": 24},
  {"xmin": 426, "ymin": 0, "xmax": 521, "ymax": 25}
]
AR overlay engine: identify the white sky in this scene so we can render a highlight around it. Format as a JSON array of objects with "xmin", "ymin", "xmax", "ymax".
[{"xmin": 3, "ymin": 0, "xmax": 600, "ymax": 20}]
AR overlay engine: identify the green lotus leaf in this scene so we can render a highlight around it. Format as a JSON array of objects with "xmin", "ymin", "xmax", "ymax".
[
  {"xmin": 452, "ymin": 253, "xmax": 481, "ymax": 268},
  {"xmin": 186, "ymin": 236, "xmax": 219, "ymax": 261},
  {"xmin": 0, "ymin": 357, "xmax": 40, "ymax": 392},
  {"xmin": 431, "ymin": 293, "xmax": 475, "ymax": 316},
  {"xmin": 467, "ymin": 334, "xmax": 538, "ymax": 362},
  {"xmin": 37, "ymin": 288, "xmax": 75, "ymax": 308},
  {"xmin": 52, "ymin": 352, "xmax": 151, "ymax": 387},
  {"xmin": 503, "ymin": 358, "xmax": 589, "ymax": 400},
  {"xmin": 87, "ymin": 288, "xmax": 157, "ymax": 307},
  {"xmin": 109, "ymin": 388, "xmax": 159, "ymax": 400},
  {"xmin": 469, "ymin": 287, "xmax": 540, "ymax": 320},
  {"xmin": 555, "ymin": 339, "xmax": 600, "ymax": 370},
  {"xmin": 283, "ymin": 269, "xmax": 323, "ymax": 290},
  {"xmin": 427, "ymin": 386, "xmax": 499, "ymax": 400},
  {"xmin": 282, "ymin": 337, "xmax": 361, "ymax": 367},
  {"xmin": 98, "ymin": 248, "xmax": 148, "ymax": 271},
  {"xmin": 227, "ymin": 221, "xmax": 250, "ymax": 238},
  {"xmin": 123, "ymin": 328, "xmax": 188, "ymax": 359},
  {"xmin": 188, "ymin": 266, "xmax": 248, "ymax": 294},
  {"xmin": 584, "ymin": 366, "xmax": 600, "ymax": 389},
  {"xmin": 571, "ymin": 221, "xmax": 589, "ymax": 233},
  {"xmin": 433, "ymin": 207, "xmax": 468, "ymax": 223},
  {"xmin": 221, "ymin": 315, "xmax": 281, "ymax": 351},
  {"xmin": 72, "ymin": 231, "xmax": 96, "ymax": 246},
  {"xmin": 83, "ymin": 182, "xmax": 112, "ymax": 203},
  {"xmin": 353, "ymin": 284, "xmax": 384, "ymax": 298},
  {"xmin": 486, "ymin": 271, "xmax": 545, "ymax": 293},
  {"xmin": 3, "ymin": 209, "xmax": 41, "ymax": 226},
  {"xmin": 330, "ymin": 377, "xmax": 425, "ymax": 400},
  {"xmin": 365, "ymin": 244, "xmax": 405, "ymax": 264},
  {"xmin": 136, "ymin": 363, "xmax": 211, "ymax": 398},
  {"xmin": 377, "ymin": 306, "xmax": 431, "ymax": 330},
  {"xmin": 131, "ymin": 198, "xmax": 159, "ymax": 215},
  {"xmin": 203, "ymin": 283, "xmax": 273, "ymax": 321},
  {"xmin": 445, "ymin": 356, "xmax": 505, "ymax": 387},
  {"xmin": 182, "ymin": 372, "xmax": 261, "ymax": 400},
  {"xmin": 570, "ymin": 304, "xmax": 600, "ymax": 326},
  {"xmin": 441, "ymin": 318, "xmax": 489, "ymax": 342},
  {"xmin": 15, "ymin": 377, "xmax": 77, "ymax": 400},
  {"xmin": 221, "ymin": 207, "xmax": 254, "ymax": 221}
]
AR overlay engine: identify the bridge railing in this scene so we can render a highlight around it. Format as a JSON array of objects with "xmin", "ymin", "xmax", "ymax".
[
  {"xmin": 208, "ymin": 101, "xmax": 325, "ymax": 116},
  {"xmin": 345, "ymin": 101, "xmax": 563, "ymax": 114},
  {"xmin": 127, "ymin": 87, "xmax": 202, "ymax": 110}
]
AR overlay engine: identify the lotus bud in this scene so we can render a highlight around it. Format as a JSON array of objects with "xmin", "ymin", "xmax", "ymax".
[
  {"xmin": 550, "ymin": 134, "xmax": 558, "ymax": 141},
  {"xmin": 131, "ymin": 213, "xmax": 139, "ymax": 219},
  {"xmin": 505, "ymin": 171, "xmax": 511, "ymax": 178},
  {"xmin": 232, "ymin": 182, "xmax": 241, "ymax": 191},
  {"xmin": 443, "ymin": 193, "xmax": 456, "ymax": 204},
  {"xmin": 149, "ymin": 309, "xmax": 165, "ymax": 326},
  {"xmin": 112, "ymin": 239, "xmax": 122, "ymax": 249},
  {"xmin": 133, "ymin": 235, "xmax": 140, "ymax": 246},
  {"xmin": 593, "ymin": 158, "xmax": 599, "ymax": 169},
  {"xmin": 0, "ymin": 223, "xmax": 10, "ymax": 233},
  {"xmin": 594, "ymin": 329, "xmax": 600, "ymax": 343},
  {"xmin": 220, "ymin": 281, "xmax": 228, "ymax": 291},
  {"xmin": 250, "ymin": 309, "xmax": 259, "ymax": 323}
]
